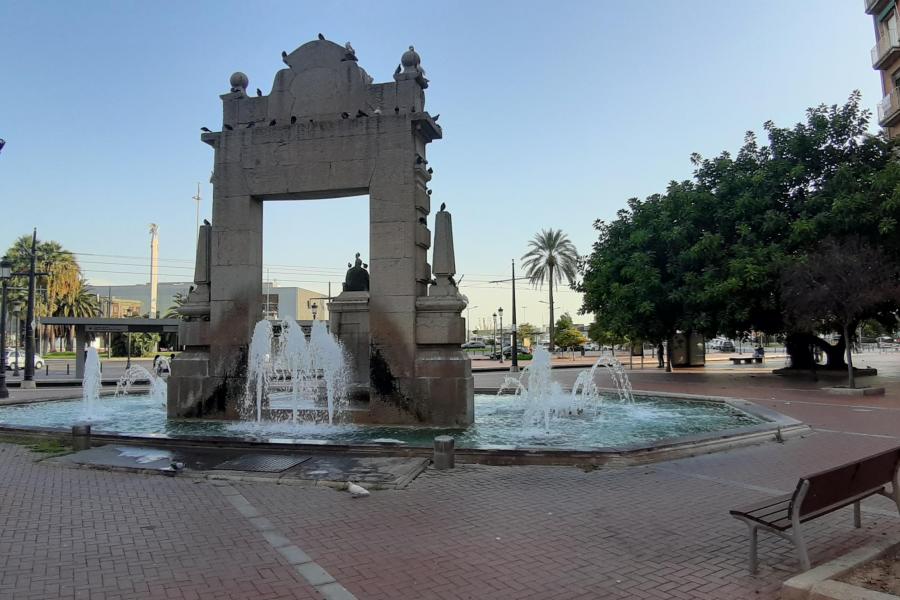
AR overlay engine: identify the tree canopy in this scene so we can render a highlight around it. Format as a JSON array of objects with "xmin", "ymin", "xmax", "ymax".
[{"xmin": 579, "ymin": 92, "xmax": 900, "ymax": 367}]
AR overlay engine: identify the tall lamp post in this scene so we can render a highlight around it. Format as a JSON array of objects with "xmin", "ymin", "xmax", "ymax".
[
  {"xmin": 465, "ymin": 305, "xmax": 478, "ymax": 343},
  {"xmin": 492, "ymin": 312, "xmax": 497, "ymax": 358},
  {"xmin": 12, "ymin": 301, "xmax": 22, "ymax": 377},
  {"xmin": 0, "ymin": 257, "xmax": 11, "ymax": 399},
  {"xmin": 498, "ymin": 307, "xmax": 504, "ymax": 364}
]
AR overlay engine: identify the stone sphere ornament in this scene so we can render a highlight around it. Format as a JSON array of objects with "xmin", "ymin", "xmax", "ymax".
[
  {"xmin": 229, "ymin": 72, "xmax": 249, "ymax": 93},
  {"xmin": 401, "ymin": 46, "xmax": 420, "ymax": 68}
]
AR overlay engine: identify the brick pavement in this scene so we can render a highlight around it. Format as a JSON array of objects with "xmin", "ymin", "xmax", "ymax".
[{"xmin": 0, "ymin": 356, "xmax": 898, "ymax": 599}]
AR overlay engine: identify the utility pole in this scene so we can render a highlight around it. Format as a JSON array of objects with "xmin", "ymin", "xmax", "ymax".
[
  {"xmin": 193, "ymin": 183, "xmax": 202, "ymax": 246},
  {"xmin": 490, "ymin": 262, "xmax": 528, "ymax": 373}
]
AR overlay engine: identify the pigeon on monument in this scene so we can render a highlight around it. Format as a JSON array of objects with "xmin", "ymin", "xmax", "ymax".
[
  {"xmin": 440, "ymin": 202, "xmax": 446, "ymax": 211},
  {"xmin": 269, "ymin": 119, "xmax": 277, "ymax": 126},
  {"xmin": 203, "ymin": 219, "xmax": 210, "ymax": 226},
  {"xmin": 418, "ymin": 217, "xmax": 427, "ymax": 225},
  {"xmin": 224, "ymin": 124, "xmax": 233, "ymax": 131},
  {"xmin": 394, "ymin": 106, "xmax": 400, "ymax": 114},
  {"xmin": 432, "ymin": 114, "xmax": 440, "ymax": 122},
  {"xmin": 246, "ymin": 122, "xmax": 254, "ymax": 128},
  {"xmin": 427, "ymin": 167, "xmax": 433, "ymax": 174},
  {"xmin": 415, "ymin": 156, "xmax": 424, "ymax": 165},
  {"xmin": 256, "ymin": 88, "xmax": 262, "ymax": 97},
  {"xmin": 394, "ymin": 64, "xmax": 401, "ymax": 76},
  {"xmin": 341, "ymin": 112, "xmax": 350, "ymax": 119},
  {"xmin": 318, "ymin": 33, "xmax": 326, "ymax": 40},
  {"xmin": 281, "ymin": 50, "xmax": 288, "ymax": 63},
  {"xmin": 427, "ymin": 189, "xmax": 433, "ymax": 196},
  {"xmin": 356, "ymin": 109, "xmax": 368, "ymax": 118},
  {"xmin": 200, "ymin": 127, "xmax": 211, "ymax": 133},
  {"xmin": 290, "ymin": 116, "xmax": 297, "ymax": 124}
]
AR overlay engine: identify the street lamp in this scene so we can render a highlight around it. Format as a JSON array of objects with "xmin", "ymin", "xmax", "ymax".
[
  {"xmin": 465, "ymin": 305, "xmax": 478, "ymax": 343},
  {"xmin": 0, "ymin": 256, "xmax": 11, "ymax": 399},
  {"xmin": 492, "ymin": 312, "xmax": 497, "ymax": 358},
  {"xmin": 498, "ymin": 307, "xmax": 504, "ymax": 364},
  {"xmin": 311, "ymin": 301, "xmax": 318, "ymax": 321},
  {"xmin": 11, "ymin": 301, "xmax": 22, "ymax": 377}
]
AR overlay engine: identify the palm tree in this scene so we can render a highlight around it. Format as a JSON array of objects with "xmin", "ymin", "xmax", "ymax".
[
  {"xmin": 521, "ymin": 229, "xmax": 579, "ymax": 352},
  {"xmin": 55, "ymin": 278, "xmax": 100, "ymax": 351}
]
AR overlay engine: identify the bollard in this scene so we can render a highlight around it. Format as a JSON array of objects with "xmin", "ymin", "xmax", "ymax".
[
  {"xmin": 45, "ymin": 363, "xmax": 49, "ymax": 376},
  {"xmin": 66, "ymin": 363, "xmax": 70, "ymax": 375},
  {"xmin": 433, "ymin": 435, "xmax": 455, "ymax": 470},
  {"xmin": 72, "ymin": 423, "xmax": 91, "ymax": 451}
]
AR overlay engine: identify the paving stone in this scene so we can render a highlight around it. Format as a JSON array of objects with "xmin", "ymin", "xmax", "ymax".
[
  {"xmin": 294, "ymin": 562, "xmax": 336, "ymax": 587},
  {"xmin": 277, "ymin": 545, "xmax": 312, "ymax": 566}
]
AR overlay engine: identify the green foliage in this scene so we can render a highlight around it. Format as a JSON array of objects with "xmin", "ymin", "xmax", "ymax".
[
  {"xmin": 587, "ymin": 320, "xmax": 627, "ymax": 347},
  {"xmin": 579, "ymin": 92, "xmax": 900, "ymax": 364},
  {"xmin": 516, "ymin": 322, "xmax": 538, "ymax": 346},
  {"xmin": 553, "ymin": 313, "xmax": 586, "ymax": 348},
  {"xmin": 111, "ymin": 332, "xmax": 160, "ymax": 357}
]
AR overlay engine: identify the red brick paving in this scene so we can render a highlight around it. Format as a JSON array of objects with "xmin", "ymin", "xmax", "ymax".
[{"xmin": 0, "ymin": 352, "xmax": 898, "ymax": 599}]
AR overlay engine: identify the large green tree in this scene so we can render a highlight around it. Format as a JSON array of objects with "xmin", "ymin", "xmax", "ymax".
[
  {"xmin": 521, "ymin": 229, "xmax": 579, "ymax": 352},
  {"xmin": 580, "ymin": 92, "xmax": 900, "ymax": 370}
]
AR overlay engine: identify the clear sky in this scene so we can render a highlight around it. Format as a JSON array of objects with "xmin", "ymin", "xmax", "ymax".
[{"xmin": 0, "ymin": 0, "xmax": 883, "ymax": 332}]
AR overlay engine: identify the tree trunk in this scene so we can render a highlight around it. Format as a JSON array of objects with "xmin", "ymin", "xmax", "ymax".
[
  {"xmin": 844, "ymin": 323, "xmax": 855, "ymax": 389},
  {"xmin": 785, "ymin": 332, "xmax": 849, "ymax": 371},
  {"xmin": 548, "ymin": 265, "xmax": 555, "ymax": 353},
  {"xmin": 665, "ymin": 334, "xmax": 672, "ymax": 372}
]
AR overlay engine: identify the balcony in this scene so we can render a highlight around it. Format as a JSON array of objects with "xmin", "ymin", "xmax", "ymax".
[
  {"xmin": 872, "ymin": 24, "xmax": 900, "ymax": 68},
  {"xmin": 878, "ymin": 88, "xmax": 900, "ymax": 127}
]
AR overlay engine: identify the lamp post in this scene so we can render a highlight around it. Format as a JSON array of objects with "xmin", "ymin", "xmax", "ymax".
[
  {"xmin": 12, "ymin": 301, "xmax": 22, "ymax": 377},
  {"xmin": 311, "ymin": 301, "xmax": 318, "ymax": 321},
  {"xmin": 465, "ymin": 305, "xmax": 478, "ymax": 343},
  {"xmin": 492, "ymin": 312, "xmax": 497, "ymax": 358},
  {"xmin": 498, "ymin": 307, "xmax": 504, "ymax": 364},
  {"xmin": 0, "ymin": 257, "xmax": 11, "ymax": 399}
]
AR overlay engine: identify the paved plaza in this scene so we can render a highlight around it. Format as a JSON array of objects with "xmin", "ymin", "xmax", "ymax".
[{"xmin": 1, "ymin": 358, "xmax": 899, "ymax": 599}]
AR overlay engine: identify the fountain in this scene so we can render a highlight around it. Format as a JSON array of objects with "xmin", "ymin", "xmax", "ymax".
[
  {"xmin": 242, "ymin": 319, "xmax": 349, "ymax": 426},
  {"xmin": 500, "ymin": 348, "xmax": 635, "ymax": 433},
  {"xmin": 115, "ymin": 365, "xmax": 168, "ymax": 405},
  {"xmin": 80, "ymin": 347, "xmax": 102, "ymax": 420}
]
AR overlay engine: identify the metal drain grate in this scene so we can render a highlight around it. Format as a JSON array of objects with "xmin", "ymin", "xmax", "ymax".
[{"xmin": 213, "ymin": 454, "xmax": 310, "ymax": 473}]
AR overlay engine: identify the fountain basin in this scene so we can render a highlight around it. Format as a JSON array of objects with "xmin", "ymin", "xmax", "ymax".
[{"xmin": 0, "ymin": 391, "xmax": 807, "ymax": 466}]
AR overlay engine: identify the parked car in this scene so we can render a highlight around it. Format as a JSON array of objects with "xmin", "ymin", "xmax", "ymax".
[
  {"xmin": 4, "ymin": 348, "xmax": 44, "ymax": 370},
  {"xmin": 719, "ymin": 340, "xmax": 735, "ymax": 352},
  {"xmin": 461, "ymin": 341, "xmax": 486, "ymax": 349}
]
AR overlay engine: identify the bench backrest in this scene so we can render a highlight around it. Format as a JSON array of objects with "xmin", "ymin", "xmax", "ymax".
[{"xmin": 791, "ymin": 446, "xmax": 900, "ymax": 520}]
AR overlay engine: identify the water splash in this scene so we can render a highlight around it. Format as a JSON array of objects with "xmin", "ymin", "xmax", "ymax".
[
  {"xmin": 500, "ymin": 347, "xmax": 634, "ymax": 433},
  {"xmin": 80, "ymin": 347, "xmax": 102, "ymax": 420},
  {"xmin": 115, "ymin": 365, "xmax": 167, "ymax": 405},
  {"xmin": 242, "ymin": 319, "xmax": 349, "ymax": 426}
]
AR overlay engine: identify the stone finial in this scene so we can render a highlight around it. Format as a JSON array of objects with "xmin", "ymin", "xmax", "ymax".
[
  {"xmin": 342, "ymin": 42, "xmax": 358, "ymax": 62},
  {"xmin": 178, "ymin": 220, "xmax": 212, "ymax": 320},
  {"xmin": 394, "ymin": 45, "xmax": 429, "ymax": 89},
  {"xmin": 431, "ymin": 205, "xmax": 460, "ymax": 296},
  {"xmin": 229, "ymin": 72, "xmax": 249, "ymax": 94}
]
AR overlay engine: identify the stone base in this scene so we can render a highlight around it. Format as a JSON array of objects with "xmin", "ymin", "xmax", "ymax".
[
  {"xmin": 823, "ymin": 386, "xmax": 886, "ymax": 396},
  {"xmin": 167, "ymin": 350, "xmax": 230, "ymax": 418},
  {"xmin": 20, "ymin": 380, "xmax": 36, "ymax": 390}
]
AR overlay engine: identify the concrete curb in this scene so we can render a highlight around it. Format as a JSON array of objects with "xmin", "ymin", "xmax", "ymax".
[{"xmin": 782, "ymin": 539, "xmax": 899, "ymax": 600}]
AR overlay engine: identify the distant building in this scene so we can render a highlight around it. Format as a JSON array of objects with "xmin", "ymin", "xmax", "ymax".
[
  {"xmin": 868, "ymin": 0, "xmax": 900, "ymax": 138},
  {"xmin": 87, "ymin": 282, "xmax": 329, "ymax": 321}
]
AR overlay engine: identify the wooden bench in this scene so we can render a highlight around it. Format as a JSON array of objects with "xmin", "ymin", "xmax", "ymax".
[
  {"xmin": 730, "ymin": 446, "xmax": 900, "ymax": 573},
  {"xmin": 729, "ymin": 356, "xmax": 762, "ymax": 365}
]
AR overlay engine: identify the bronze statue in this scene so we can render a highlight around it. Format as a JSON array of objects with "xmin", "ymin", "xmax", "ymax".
[{"xmin": 343, "ymin": 253, "xmax": 370, "ymax": 292}]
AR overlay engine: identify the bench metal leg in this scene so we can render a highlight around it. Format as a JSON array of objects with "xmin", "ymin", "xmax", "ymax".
[
  {"xmin": 854, "ymin": 501, "xmax": 862, "ymax": 528},
  {"xmin": 746, "ymin": 522, "xmax": 759, "ymax": 574},
  {"xmin": 792, "ymin": 527, "xmax": 811, "ymax": 571}
]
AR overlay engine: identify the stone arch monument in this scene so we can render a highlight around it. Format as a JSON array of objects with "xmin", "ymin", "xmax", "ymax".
[{"xmin": 168, "ymin": 38, "xmax": 474, "ymax": 427}]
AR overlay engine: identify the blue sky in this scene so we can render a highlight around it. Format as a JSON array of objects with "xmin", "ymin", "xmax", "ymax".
[{"xmin": 0, "ymin": 0, "xmax": 883, "ymax": 330}]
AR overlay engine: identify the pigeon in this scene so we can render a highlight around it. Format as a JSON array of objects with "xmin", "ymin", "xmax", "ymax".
[
  {"xmin": 415, "ymin": 156, "xmax": 424, "ymax": 165},
  {"xmin": 256, "ymin": 88, "xmax": 262, "ymax": 97},
  {"xmin": 203, "ymin": 219, "xmax": 210, "ymax": 226},
  {"xmin": 373, "ymin": 108, "xmax": 382, "ymax": 115},
  {"xmin": 341, "ymin": 112, "xmax": 350, "ymax": 119},
  {"xmin": 281, "ymin": 50, "xmax": 288, "ymax": 62},
  {"xmin": 394, "ymin": 64, "xmax": 401, "ymax": 76},
  {"xmin": 318, "ymin": 33, "xmax": 326, "ymax": 40},
  {"xmin": 427, "ymin": 167, "xmax": 433, "ymax": 174},
  {"xmin": 418, "ymin": 217, "xmax": 427, "ymax": 225},
  {"xmin": 246, "ymin": 121, "xmax": 255, "ymax": 128},
  {"xmin": 356, "ymin": 109, "xmax": 368, "ymax": 118},
  {"xmin": 308, "ymin": 119, "xmax": 315, "ymax": 124},
  {"xmin": 290, "ymin": 116, "xmax": 297, "ymax": 124},
  {"xmin": 224, "ymin": 124, "xmax": 233, "ymax": 131},
  {"xmin": 432, "ymin": 114, "xmax": 440, "ymax": 122},
  {"xmin": 200, "ymin": 127, "xmax": 211, "ymax": 133},
  {"xmin": 440, "ymin": 202, "xmax": 446, "ymax": 211},
  {"xmin": 269, "ymin": 119, "xmax": 277, "ymax": 126},
  {"xmin": 427, "ymin": 189, "xmax": 433, "ymax": 196}
]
